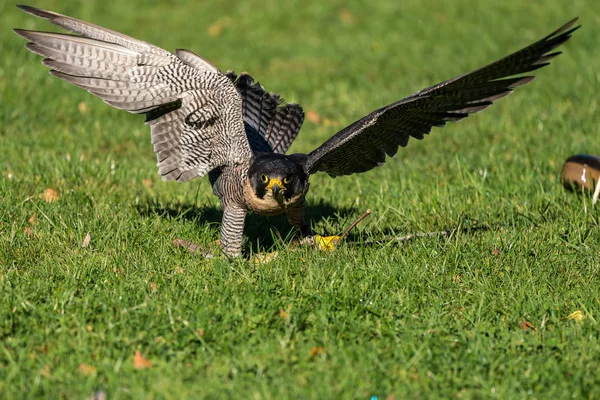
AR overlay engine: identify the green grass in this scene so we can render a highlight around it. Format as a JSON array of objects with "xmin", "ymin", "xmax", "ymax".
[{"xmin": 1, "ymin": 0, "xmax": 600, "ymax": 398}]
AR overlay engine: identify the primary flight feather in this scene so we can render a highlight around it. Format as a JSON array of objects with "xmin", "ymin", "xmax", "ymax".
[{"xmin": 14, "ymin": 5, "xmax": 579, "ymax": 256}]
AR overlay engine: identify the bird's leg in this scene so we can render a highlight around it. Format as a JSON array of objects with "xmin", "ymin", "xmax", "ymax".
[
  {"xmin": 220, "ymin": 204, "xmax": 247, "ymax": 257},
  {"xmin": 285, "ymin": 197, "xmax": 313, "ymax": 238}
]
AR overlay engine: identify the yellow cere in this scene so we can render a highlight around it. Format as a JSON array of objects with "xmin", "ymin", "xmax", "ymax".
[{"xmin": 266, "ymin": 178, "xmax": 285, "ymax": 191}]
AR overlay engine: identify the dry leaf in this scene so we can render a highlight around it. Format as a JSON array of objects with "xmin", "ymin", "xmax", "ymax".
[
  {"xmin": 41, "ymin": 188, "xmax": 59, "ymax": 203},
  {"xmin": 40, "ymin": 364, "xmax": 51, "ymax": 378},
  {"xmin": 254, "ymin": 251, "xmax": 279, "ymax": 264},
  {"xmin": 172, "ymin": 238, "xmax": 212, "ymax": 257},
  {"xmin": 142, "ymin": 179, "xmax": 153, "ymax": 188},
  {"xmin": 520, "ymin": 321, "xmax": 537, "ymax": 332},
  {"xmin": 310, "ymin": 347, "xmax": 325, "ymax": 357},
  {"xmin": 82, "ymin": 232, "xmax": 91, "ymax": 248},
  {"xmin": 566, "ymin": 310, "xmax": 584, "ymax": 322},
  {"xmin": 197, "ymin": 329, "xmax": 204, "ymax": 337},
  {"xmin": 133, "ymin": 350, "xmax": 153, "ymax": 369},
  {"xmin": 28, "ymin": 213, "xmax": 37, "ymax": 225},
  {"xmin": 452, "ymin": 275, "xmax": 462, "ymax": 284},
  {"xmin": 149, "ymin": 282, "xmax": 158, "ymax": 292},
  {"xmin": 78, "ymin": 101, "xmax": 88, "ymax": 113},
  {"xmin": 79, "ymin": 363, "xmax": 96, "ymax": 376},
  {"xmin": 279, "ymin": 308, "xmax": 289, "ymax": 319},
  {"xmin": 306, "ymin": 110, "xmax": 321, "ymax": 124},
  {"xmin": 174, "ymin": 266, "xmax": 184, "ymax": 274},
  {"xmin": 492, "ymin": 247, "xmax": 501, "ymax": 255},
  {"xmin": 86, "ymin": 325, "xmax": 93, "ymax": 332},
  {"xmin": 23, "ymin": 227, "xmax": 34, "ymax": 237},
  {"xmin": 338, "ymin": 9, "xmax": 356, "ymax": 24}
]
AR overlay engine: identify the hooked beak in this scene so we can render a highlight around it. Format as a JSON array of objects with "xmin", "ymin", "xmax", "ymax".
[
  {"xmin": 271, "ymin": 183, "xmax": 282, "ymax": 198},
  {"xmin": 266, "ymin": 179, "xmax": 286, "ymax": 199}
]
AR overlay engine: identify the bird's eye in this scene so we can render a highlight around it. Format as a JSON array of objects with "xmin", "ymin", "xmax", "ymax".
[
  {"xmin": 283, "ymin": 176, "xmax": 291, "ymax": 184},
  {"xmin": 260, "ymin": 174, "xmax": 269, "ymax": 183}
]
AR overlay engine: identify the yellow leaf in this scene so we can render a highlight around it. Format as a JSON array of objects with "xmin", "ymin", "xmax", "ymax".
[
  {"xmin": 566, "ymin": 310, "xmax": 584, "ymax": 322},
  {"xmin": 133, "ymin": 350, "xmax": 153, "ymax": 369},
  {"xmin": 78, "ymin": 101, "xmax": 88, "ymax": 113},
  {"xmin": 207, "ymin": 17, "xmax": 231, "ymax": 37},
  {"xmin": 314, "ymin": 235, "xmax": 341, "ymax": 251}
]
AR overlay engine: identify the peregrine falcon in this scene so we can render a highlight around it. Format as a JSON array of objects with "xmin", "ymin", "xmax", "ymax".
[{"xmin": 14, "ymin": 5, "xmax": 579, "ymax": 256}]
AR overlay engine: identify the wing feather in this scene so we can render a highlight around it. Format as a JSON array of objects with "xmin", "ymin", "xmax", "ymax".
[
  {"xmin": 306, "ymin": 18, "xmax": 579, "ymax": 177},
  {"xmin": 14, "ymin": 5, "xmax": 250, "ymax": 183},
  {"xmin": 226, "ymin": 71, "xmax": 305, "ymax": 154}
]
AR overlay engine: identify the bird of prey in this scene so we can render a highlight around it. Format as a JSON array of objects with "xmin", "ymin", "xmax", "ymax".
[{"xmin": 14, "ymin": 5, "xmax": 579, "ymax": 257}]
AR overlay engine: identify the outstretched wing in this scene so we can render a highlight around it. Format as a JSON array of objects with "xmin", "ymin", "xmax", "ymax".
[
  {"xmin": 14, "ymin": 5, "xmax": 251, "ymax": 182},
  {"xmin": 226, "ymin": 71, "xmax": 304, "ymax": 154},
  {"xmin": 306, "ymin": 18, "xmax": 579, "ymax": 177}
]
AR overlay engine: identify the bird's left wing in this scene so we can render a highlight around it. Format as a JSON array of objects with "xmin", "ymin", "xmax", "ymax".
[
  {"xmin": 14, "ymin": 5, "xmax": 252, "ymax": 182},
  {"xmin": 305, "ymin": 18, "xmax": 579, "ymax": 178}
]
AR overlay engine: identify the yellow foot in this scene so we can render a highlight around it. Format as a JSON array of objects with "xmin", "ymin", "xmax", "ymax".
[{"xmin": 314, "ymin": 235, "xmax": 341, "ymax": 251}]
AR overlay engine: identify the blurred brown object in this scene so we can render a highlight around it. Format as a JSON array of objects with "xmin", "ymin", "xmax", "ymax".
[{"xmin": 560, "ymin": 154, "xmax": 600, "ymax": 192}]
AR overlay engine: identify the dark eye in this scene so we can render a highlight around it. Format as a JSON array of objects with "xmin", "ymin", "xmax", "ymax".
[
  {"xmin": 260, "ymin": 174, "xmax": 269, "ymax": 183},
  {"xmin": 283, "ymin": 176, "xmax": 291, "ymax": 184}
]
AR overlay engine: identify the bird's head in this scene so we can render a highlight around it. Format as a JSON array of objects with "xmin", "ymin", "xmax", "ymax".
[{"xmin": 247, "ymin": 154, "xmax": 308, "ymax": 203}]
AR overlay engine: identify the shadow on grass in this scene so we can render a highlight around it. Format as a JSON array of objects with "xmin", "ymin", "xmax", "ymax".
[
  {"xmin": 135, "ymin": 198, "xmax": 357, "ymax": 254},
  {"xmin": 136, "ymin": 197, "xmax": 498, "ymax": 254}
]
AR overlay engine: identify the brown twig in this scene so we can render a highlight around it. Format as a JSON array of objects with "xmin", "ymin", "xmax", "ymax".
[
  {"xmin": 352, "ymin": 229, "xmax": 452, "ymax": 246},
  {"xmin": 172, "ymin": 238, "xmax": 214, "ymax": 258},
  {"xmin": 338, "ymin": 209, "xmax": 372, "ymax": 241}
]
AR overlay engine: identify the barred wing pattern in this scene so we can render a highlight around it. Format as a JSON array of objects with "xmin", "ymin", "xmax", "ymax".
[
  {"xmin": 15, "ymin": 5, "xmax": 251, "ymax": 182},
  {"xmin": 226, "ymin": 71, "xmax": 305, "ymax": 154},
  {"xmin": 306, "ymin": 18, "xmax": 579, "ymax": 177}
]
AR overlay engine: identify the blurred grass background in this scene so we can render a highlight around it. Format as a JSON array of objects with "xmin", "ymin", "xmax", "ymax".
[{"xmin": 1, "ymin": 0, "xmax": 599, "ymax": 398}]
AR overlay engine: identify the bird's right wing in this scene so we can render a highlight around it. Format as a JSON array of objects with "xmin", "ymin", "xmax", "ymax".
[
  {"xmin": 14, "ymin": 5, "xmax": 252, "ymax": 182},
  {"xmin": 226, "ymin": 71, "xmax": 305, "ymax": 155},
  {"xmin": 305, "ymin": 18, "xmax": 579, "ymax": 177}
]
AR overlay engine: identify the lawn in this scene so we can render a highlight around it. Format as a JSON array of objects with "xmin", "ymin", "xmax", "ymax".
[{"xmin": 1, "ymin": 0, "xmax": 599, "ymax": 398}]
